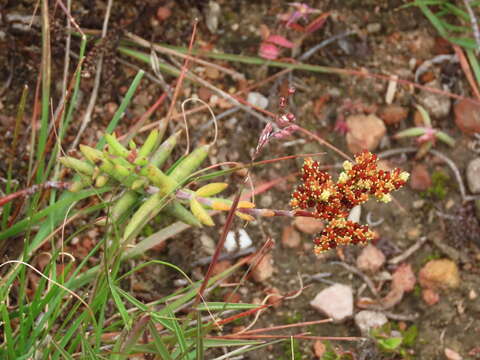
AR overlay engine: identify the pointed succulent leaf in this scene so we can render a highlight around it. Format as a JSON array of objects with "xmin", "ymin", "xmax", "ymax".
[
  {"xmin": 195, "ymin": 183, "xmax": 229, "ymax": 197},
  {"xmin": 105, "ymin": 134, "xmax": 130, "ymax": 158},
  {"xmin": 95, "ymin": 174, "xmax": 109, "ymax": 187},
  {"xmin": 145, "ymin": 165, "xmax": 177, "ymax": 193},
  {"xmin": 164, "ymin": 202, "xmax": 202, "ymax": 227},
  {"xmin": 415, "ymin": 104, "xmax": 432, "ymax": 128},
  {"xmin": 149, "ymin": 130, "xmax": 182, "ymax": 168},
  {"xmin": 80, "ymin": 145, "xmax": 104, "ymax": 164},
  {"xmin": 168, "ymin": 144, "xmax": 210, "ymax": 183},
  {"xmin": 235, "ymin": 211, "xmax": 255, "ymax": 222},
  {"xmin": 138, "ymin": 129, "xmax": 159, "ymax": 158},
  {"xmin": 129, "ymin": 140, "xmax": 137, "ymax": 150},
  {"xmin": 190, "ymin": 198, "xmax": 214, "ymax": 226},
  {"xmin": 59, "ymin": 157, "xmax": 95, "ymax": 176},
  {"xmin": 435, "ymin": 131, "xmax": 456, "ymax": 147},
  {"xmin": 394, "ymin": 127, "xmax": 427, "ymax": 138}
]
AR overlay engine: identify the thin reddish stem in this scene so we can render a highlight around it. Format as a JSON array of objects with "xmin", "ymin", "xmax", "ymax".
[{"xmin": 164, "ymin": 19, "xmax": 198, "ymax": 130}]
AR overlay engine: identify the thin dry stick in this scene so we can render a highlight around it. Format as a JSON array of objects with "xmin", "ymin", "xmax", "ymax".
[
  {"xmin": 168, "ymin": 55, "xmax": 270, "ymax": 124},
  {"xmin": 330, "ymin": 261, "xmax": 379, "ymax": 298},
  {"xmin": 61, "ymin": 0, "xmax": 71, "ymax": 97},
  {"xmin": 71, "ymin": 0, "xmax": 113, "ymax": 149},
  {"xmin": 213, "ymin": 334, "xmax": 361, "ymax": 341},
  {"xmin": 240, "ymin": 319, "xmax": 332, "ymax": 335},
  {"xmin": 453, "ymin": 45, "xmax": 480, "ymax": 100},
  {"xmin": 296, "ymin": 126, "xmax": 353, "ymax": 161},
  {"xmin": 388, "ymin": 236, "xmax": 428, "ymax": 265},
  {"xmin": 126, "ymin": 31, "xmax": 245, "ymax": 81},
  {"xmin": 181, "ymin": 97, "xmax": 218, "ymax": 155},
  {"xmin": 54, "ymin": 0, "xmax": 85, "ymax": 37},
  {"xmin": 135, "ymin": 66, "xmax": 293, "ymax": 135}
]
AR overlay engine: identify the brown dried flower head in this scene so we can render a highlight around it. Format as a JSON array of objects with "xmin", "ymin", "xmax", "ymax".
[{"xmin": 290, "ymin": 151, "xmax": 409, "ymax": 255}]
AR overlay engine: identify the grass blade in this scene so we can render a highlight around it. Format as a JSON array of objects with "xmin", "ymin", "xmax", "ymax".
[
  {"xmin": 149, "ymin": 321, "xmax": 174, "ymax": 360},
  {"xmin": 98, "ymin": 70, "xmax": 145, "ymax": 149},
  {"xmin": 2, "ymin": 84, "xmax": 28, "ymax": 230}
]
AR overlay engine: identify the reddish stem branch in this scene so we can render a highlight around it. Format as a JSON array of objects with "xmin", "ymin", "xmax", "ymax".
[{"xmin": 0, "ymin": 182, "xmax": 70, "ymax": 207}]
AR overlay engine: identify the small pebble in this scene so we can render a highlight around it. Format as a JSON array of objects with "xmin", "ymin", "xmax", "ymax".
[
  {"xmin": 294, "ymin": 217, "xmax": 324, "ymax": 234},
  {"xmin": 413, "ymin": 199, "xmax": 425, "ymax": 209},
  {"xmin": 419, "ymin": 259, "xmax": 460, "ymax": 290},
  {"xmin": 310, "ymin": 283, "xmax": 353, "ymax": 322},
  {"xmin": 378, "ymin": 105, "xmax": 408, "ymax": 125},
  {"xmin": 444, "ymin": 348, "xmax": 463, "ymax": 360},
  {"xmin": 354, "ymin": 310, "xmax": 388, "ymax": 336},
  {"xmin": 281, "ymin": 226, "xmax": 302, "ymax": 248},
  {"xmin": 416, "ymin": 79, "xmax": 451, "ymax": 118},
  {"xmin": 247, "ymin": 92, "xmax": 269, "ymax": 109},
  {"xmin": 356, "ymin": 245, "xmax": 386, "ymax": 273},
  {"xmin": 468, "ymin": 289, "xmax": 477, "ymax": 300},
  {"xmin": 237, "ymin": 229, "xmax": 253, "ymax": 250},
  {"xmin": 250, "ymin": 253, "xmax": 274, "ymax": 282},
  {"xmin": 346, "ymin": 114, "xmax": 386, "ymax": 153},
  {"xmin": 260, "ymin": 194, "xmax": 273, "ymax": 207},
  {"xmin": 200, "ymin": 234, "xmax": 215, "ymax": 255},
  {"xmin": 454, "ymin": 99, "xmax": 480, "ymax": 135},
  {"xmin": 410, "ymin": 163, "xmax": 431, "ymax": 191},
  {"xmin": 366, "ymin": 23, "xmax": 381, "ymax": 33},
  {"xmin": 205, "ymin": 1, "xmax": 221, "ymax": 33},
  {"xmin": 466, "ymin": 158, "xmax": 480, "ymax": 194},
  {"xmin": 224, "ymin": 231, "xmax": 237, "ymax": 253},
  {"xmin": 313, "ymin": 341, "xmax": 326, "ymax": 358}
]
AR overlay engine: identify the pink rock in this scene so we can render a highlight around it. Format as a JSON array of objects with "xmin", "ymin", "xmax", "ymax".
[
  {"xmin": 281, "ymin": 226, "xmax": 302, "ymax": 248},
  {"xmin": 410, "ymin": 163, "xmax": 431, "ymax": 191},
  {"xmin": 356, "ymin": 245, "xmax": 386, "ymax": 273},
  {"xmin": 294, "ymin": 217, "xmax": 324, "ymax": 234},
  {"xmin": 265, "ymin": 287, "xmax": 283, "ymax": 308},
  {"xmin": 310, "ymin": 283, "xmax": 353, "ymax": 322},
  {"xmin": 156, "ymin": 6, "xmax": 172, "ymax": 21},
  {"xmin": 379, "ymin": 105, "xmax": 408, "ymax": 125},
  {"xmin": 346, "ymin": 114, "xmax": 386, "ymax": 154},
  {"xmin": 211, "ymin": 260, "xmax": 232, "ymax": 276},
  {"xmin": 392, "ymin": 263, "xmax": 416, "ymax": 292},
  {"xmin": 313, "ymin": 340, "xmax": 326, "ymax": 358},
  {"xmin": 454, "ymin": 99, "xmax": 480, "ymax": 135},
  {"xmin": 444, "ymin": 348, "xmax": 463, "ymax": 360},
  {"xmin": 250, "ymin": 253, "xmax": 274, "ymax": 283},
  {"xmin": 422, "ymin": 288, "xmax": 440, "ymax": 305}
]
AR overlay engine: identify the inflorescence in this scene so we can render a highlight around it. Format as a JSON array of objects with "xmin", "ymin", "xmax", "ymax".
[{"xmin": 290, "ymin": 151, "xmax": 409, "ymax": 255}]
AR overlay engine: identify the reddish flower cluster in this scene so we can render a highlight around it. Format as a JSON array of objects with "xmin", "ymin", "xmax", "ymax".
[{"xmin": 290, "ymin": 151, "xmax": 409, "ymax": 255}]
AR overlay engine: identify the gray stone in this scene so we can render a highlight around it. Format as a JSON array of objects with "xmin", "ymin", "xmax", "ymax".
[
  {"xmin": 467, "ymin": 158, "xmax": 480, "ymax": 194},
  {"xmin": 200, "ymin": 235, "xmax": 216, "ymax": 255},
  {"xmin": 205, "ymin": 1, "xmax": 221, "ymax": 33},
  {"xmin": 354, "ymin": 310, "xmax": 388, "ymax": 336},
  {"xmin": 247, "ymin": 92, "xmax": 269, "ymax": 110},
  {"xmin": 367, "ymin": 23, "xmax": 381, "ymax": 34},
  {"xmin": 310, "ymin": 283, "xmax": 353, "ymax": 322},
  {"xmin": 417, "ymin": 79, "xmax": 451, "ymax": 118}
]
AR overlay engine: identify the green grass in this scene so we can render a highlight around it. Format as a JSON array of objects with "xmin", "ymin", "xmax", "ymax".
[
  {"xmin": 0, "ymin": 25, "xmax": 281, "ymax": 360},
  {"xmin": 405, "ymin": 0, "xmax": 480, "ymax": 87}
]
